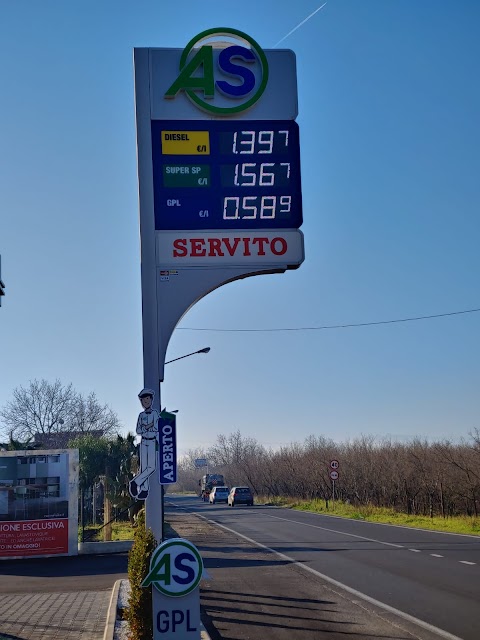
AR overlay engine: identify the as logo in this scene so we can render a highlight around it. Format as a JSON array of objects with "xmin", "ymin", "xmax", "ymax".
[
  {"xmin": 142, "ymin": 538, "xmax": 203, "ymax": 597},
  {"xmin": 165, "ymin": 28, "xmax": 269, "ymax": 115}
]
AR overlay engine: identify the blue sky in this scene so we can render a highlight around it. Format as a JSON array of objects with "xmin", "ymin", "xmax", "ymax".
[{"xmin": 1, "ymin": 1, "xmax": 479, "ymax": 454}]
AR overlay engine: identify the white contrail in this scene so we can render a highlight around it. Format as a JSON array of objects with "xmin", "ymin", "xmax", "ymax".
[{"xmin": 273, "ymin": 2, "xmax": 328, "ymax": 48}]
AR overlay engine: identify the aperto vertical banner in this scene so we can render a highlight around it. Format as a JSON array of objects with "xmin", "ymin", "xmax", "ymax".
[{"xmin": 158, "ymin": 412, "xmax": 177, "ymax": 484}]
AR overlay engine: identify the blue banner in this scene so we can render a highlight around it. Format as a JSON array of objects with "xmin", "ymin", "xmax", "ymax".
[{"xmin": 158, "ymin": 412, "xmax": 177, "ymax": 484}]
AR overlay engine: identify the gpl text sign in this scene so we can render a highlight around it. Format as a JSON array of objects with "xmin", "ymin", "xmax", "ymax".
[
  {"xmin": 158, "ymin": 411, "xmax": 177, "ymax": 484},
  {"xmin": 143, "ymin": 538, "xmax": 203, "ymax": 640}
]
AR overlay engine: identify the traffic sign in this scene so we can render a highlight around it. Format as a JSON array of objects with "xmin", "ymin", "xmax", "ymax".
[
  {"xmin": 143, "ymin": 538, "xmax": 203, "ymax": 597},
  {"xmin": 330, "ymin": 459, "xmax": 339, "ymax": 470},
  {"xmin": 330, "ymin": 470, "xmax": 339, "ymax": 480}
]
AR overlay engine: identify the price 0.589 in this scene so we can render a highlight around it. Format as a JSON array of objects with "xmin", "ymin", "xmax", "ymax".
[{"xmin": 223, "ymin": 195, "xmax": 292, "ymax": 220}]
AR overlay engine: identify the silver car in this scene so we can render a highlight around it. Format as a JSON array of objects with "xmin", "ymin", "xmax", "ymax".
[
  {"xmin": 228, "ymin": 487, "xmax": 254, "ymax": 507},
  {"xmin": 209, "ymin": 486, "xmax": 230, "ymax": 504}
]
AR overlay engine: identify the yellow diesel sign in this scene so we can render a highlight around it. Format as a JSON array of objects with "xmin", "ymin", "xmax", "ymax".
[{"xmin": 161, "ymin": 131, "xmax": 210, "ymax": 155}]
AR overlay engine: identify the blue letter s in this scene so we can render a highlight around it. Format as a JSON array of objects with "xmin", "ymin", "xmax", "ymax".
[{"xmin": 216, "ymin": 46, "xmax": 256, "ymax": 97}]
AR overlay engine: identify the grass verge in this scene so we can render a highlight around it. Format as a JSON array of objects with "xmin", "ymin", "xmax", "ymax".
[
  {"xmin": 79, "ymin": 519, "xmax": 178, "ymax": 542},
  {"xmin": 258, "ymin": 496, "xmax": 480, "ymax": 536},
  {"xmin": 79, "ymin": 521, "xmax": 135, "ymax": 542}
]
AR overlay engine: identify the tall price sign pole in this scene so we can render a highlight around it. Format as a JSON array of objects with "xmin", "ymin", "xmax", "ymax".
[{"xmin": 134, "ymin": 28, "xmax": 304, "ymax": 638}]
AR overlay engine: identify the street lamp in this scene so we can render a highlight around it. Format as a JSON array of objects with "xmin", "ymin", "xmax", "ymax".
[{"xmin": 165, "ymin": 347, "xmax": 211, "ymax": 365}]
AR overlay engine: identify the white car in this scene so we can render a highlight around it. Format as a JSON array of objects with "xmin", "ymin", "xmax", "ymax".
[{"xmin": 209, "ymin": 486, "xmax": 230, "ymax": 504}]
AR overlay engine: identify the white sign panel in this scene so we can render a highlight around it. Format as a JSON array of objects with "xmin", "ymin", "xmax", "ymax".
[
  {"xmin": 156, "ymin": 230, "xmax": 304, "ymax": 268},
  {"xmin": 143, "ymin": 538, "xmax": 203, "ymax": 639},
  {"xmin": 149, "ymin": 48, "xmax": 298, "ymax": 120}
]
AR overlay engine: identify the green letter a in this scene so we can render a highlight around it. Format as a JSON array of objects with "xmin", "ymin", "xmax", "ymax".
[
  {"xmin": 142, "ymin": 554, "xmax": 171, "ymax": 587},
  {"xmin": 165, "ymin": 46, "xmax": 215, "ymax": 99}
]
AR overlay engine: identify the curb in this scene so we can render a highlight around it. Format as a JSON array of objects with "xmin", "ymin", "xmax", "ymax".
[
  {"xmin": 79, "ymin": 540, "xmax": 133, "ymax": 555},
  {"xmin": 103, "ymin": 579, "xmax": 121, "ymax": 640},
  {"xmin": 103, "ymin": 579, "xmax": 211, "ymax": 640}
]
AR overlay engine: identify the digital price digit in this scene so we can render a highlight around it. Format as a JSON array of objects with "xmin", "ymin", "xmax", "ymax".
[
  {"xmin": 232, "ymin": 162, "xmax": 291, "ymax": 187},
  {"xmin": 223, "ymin": 195, "xmax": 292, "ymax": 220},
  {"xmin": 230, "ymin": 130, "xmax": 290, "ymax": 155}
]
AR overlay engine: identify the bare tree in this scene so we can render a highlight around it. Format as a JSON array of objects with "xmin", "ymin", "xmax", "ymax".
[
  {"xmin": 0, "ymin": 379, "xmax": 121, "ymax": 447},
  {"xmin": 0, "ymin": 379, "xmax": 73, "ymax": 442},
  {"xmin": 68, "ymin": 391, "xmax": 120, "ymax": 438}
]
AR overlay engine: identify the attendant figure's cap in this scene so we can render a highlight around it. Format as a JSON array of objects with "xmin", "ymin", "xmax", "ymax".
[{"xmin": 138, "ymin": 388, "xmax": 155, "ymax": 398}]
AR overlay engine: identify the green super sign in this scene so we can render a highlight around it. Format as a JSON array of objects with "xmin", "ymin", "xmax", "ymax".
[{"xmin": 162, "ymin": 165, "xmax": 211, "ymax": 188}]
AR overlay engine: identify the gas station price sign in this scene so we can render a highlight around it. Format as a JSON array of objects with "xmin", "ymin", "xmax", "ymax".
[{"xmin": 151, "ymin": 120, "xmax": 302, "ymax": 230}]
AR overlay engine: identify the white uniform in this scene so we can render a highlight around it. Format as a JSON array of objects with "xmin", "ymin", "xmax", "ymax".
[{"xmin": 129, "ymin": 402, "xmax": 160, "ymax": 499}]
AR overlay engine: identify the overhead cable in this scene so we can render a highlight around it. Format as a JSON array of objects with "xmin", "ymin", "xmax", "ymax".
[{"xmin": 178, "ymin": 307, "xmax": 480, "ymax": 333}]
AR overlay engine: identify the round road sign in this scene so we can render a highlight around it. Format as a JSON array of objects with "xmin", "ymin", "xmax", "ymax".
[
  {"xmin": 142, "ymin": 538, "xmax": 203, "ymax": 597},
  {"xmin": 330, "ymin": 470, "xmax": 339, "ymax": 480},
  {"xmin": 330, "ymin": 459, "xmax": 339, "ymax": 470}
]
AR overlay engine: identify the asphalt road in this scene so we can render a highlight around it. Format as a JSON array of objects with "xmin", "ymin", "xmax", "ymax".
[{"xmin": 169, "ymin": 494, "xmax": 480, "ymax": 640}]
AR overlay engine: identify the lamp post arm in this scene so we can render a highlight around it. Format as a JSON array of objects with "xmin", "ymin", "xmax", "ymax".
[{"xmin": 165, "ymin": 348, "xmax": 210, "ymax": 365}]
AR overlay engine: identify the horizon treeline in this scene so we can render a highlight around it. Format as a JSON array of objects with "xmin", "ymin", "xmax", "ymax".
[{"xmin": 175, "ymin": 430, "xmax": 480, "ymax": 518}]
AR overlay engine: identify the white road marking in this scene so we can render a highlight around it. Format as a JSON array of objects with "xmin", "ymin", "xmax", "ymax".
[
  {"xmin": 459, "ymin": 561, "xmax": 476, "ymax": 565},
  {"xmin": 431, "ymin": 554, "xmax": 444, "ymax": 558},
  {"xmin": 192, "ymin": 509, "xmax": 463, "ymax": 640},
  {"xmin": 409, "ymin": 549, "xmax": 421, "ymax": 553},
  {"xmin": 266, "ymin": 513, "xmax": 405, "ymax": 548}
]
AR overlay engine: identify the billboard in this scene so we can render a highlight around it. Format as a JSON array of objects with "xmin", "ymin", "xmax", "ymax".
[{"xmin": 0, "ymin": 449, "xmax": 79, "ymax": 559}]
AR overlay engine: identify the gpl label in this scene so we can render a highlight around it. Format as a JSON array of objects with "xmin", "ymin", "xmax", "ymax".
[
  {"xmin": 143, "ymin": 538, "xmax": 203, "ymax": 597},
  {"xmin": 157, "ymin": 609, "xmax": 197, "ymax": 633}
]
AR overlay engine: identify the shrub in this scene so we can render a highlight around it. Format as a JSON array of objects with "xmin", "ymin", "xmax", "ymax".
[{"xmin": 126, "ymin": 509, "xmax": 156, "ymax": 640}]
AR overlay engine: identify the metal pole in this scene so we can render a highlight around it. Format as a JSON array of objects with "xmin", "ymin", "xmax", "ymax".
[
  {"xmin": 81, "ymin": 488, "xmax": 85, "ymax": 543},
  {"xmin": 161, "ymin": 485, "xmax": 165, "ymax": 542}
]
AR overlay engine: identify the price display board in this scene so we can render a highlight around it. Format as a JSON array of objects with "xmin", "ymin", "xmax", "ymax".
[{"xmin": 151, "ymin": 120, "xmax": 302, "ymax": 230}]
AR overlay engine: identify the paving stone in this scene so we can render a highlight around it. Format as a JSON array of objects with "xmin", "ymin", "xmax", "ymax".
[{"xmin": 0, "ymin": 591, "xmax": 110, "ymax": 640}]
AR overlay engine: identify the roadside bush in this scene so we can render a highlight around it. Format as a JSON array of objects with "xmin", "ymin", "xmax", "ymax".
[{"xmin": 126, "ymin": 509, "xmax": 156, "ymax": 640}]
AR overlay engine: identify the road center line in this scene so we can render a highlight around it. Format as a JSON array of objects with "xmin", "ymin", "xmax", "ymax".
[
  {"xmin": 409, "ymin": 549, "xmax": 421, "ymax": 552},
  {"xmin": 430, "ymin": 554, "xmax": 444, "ymax": 558},
  {"xmin": 459, "ymin": 561, "xmax": 476, "ymax": 565},
  {"xmin": 266, "ymin": 513, "xmax": 405, "ymax": 548}
]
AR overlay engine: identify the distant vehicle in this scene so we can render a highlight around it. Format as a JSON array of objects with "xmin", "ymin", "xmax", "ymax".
[
  {"xmin": 199, "ymin": 473, "xmax": 225, "ymax": 501},
  {"xmin": 209, "ymin": 486, "xmax": 230, "ymax": 504},
  {"xmin": 228, "ymin": 487, "xmax": 254, "ymax": 507}
]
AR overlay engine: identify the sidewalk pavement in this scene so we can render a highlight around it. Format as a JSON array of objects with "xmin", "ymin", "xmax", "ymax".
[{"xmin": 0, "ymin": 590, "xmax": 111, "ymax": 639}]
